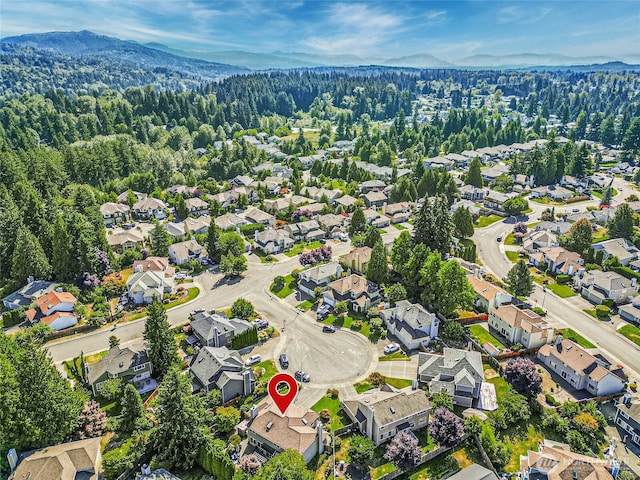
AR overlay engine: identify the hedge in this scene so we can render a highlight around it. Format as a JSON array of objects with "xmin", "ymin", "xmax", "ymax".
[
  {"xmin": 198, "ymin": 438, "xmax": 235, "ymax": 480},
  {"xmin": 239, "ymin": 223, "xmax": 265, "ymax": 236},
  {"xmin": 612, "ymin": 266, "xmax": 640, "ymax": 281},
  {"xmin": 1, "ymin": 308, "xmax": 25, "ymax": 328},
  {"xmin": 595, "ymin": 305, "xmax": 611, "ymax": 318},
  {"xmin": 556, "ymin": 274, "xmax": 571, "ymax": 284},
  {"xmin": 231, "ymin": 327, "xmax": 259, "ymax": 349}
]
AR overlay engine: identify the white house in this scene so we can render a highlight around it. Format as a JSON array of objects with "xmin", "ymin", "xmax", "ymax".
[
  {"xmin": 133, "ymin": 197, "xmax": 167, "ymax": 220},
  {"xmin": 169, "ymin": 240, "xmax": 207, "ymax": 266},
  {"xmin": 379, "ymin": 301, "xmax": 439, "ymax": 350},
  {"xmin": 126, "ymin": 270, "xmax": 173, "ymax": 304},
  {"xmin": 488, "ymin": 303, "xmax": 554, "ymax": 349}
]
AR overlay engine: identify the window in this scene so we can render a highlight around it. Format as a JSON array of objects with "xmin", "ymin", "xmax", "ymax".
[
  {"xmin": 133, "ymin": 364, "xmax": 146, "ymax": 372},
  {"xmin": 419, "ymin": 418, "xmax": 426, "ymax": 425}
]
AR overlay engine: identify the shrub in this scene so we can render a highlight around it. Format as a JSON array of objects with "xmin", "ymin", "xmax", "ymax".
[
  {"xmin": 532, "ymin": 307, "xmax": 546, "ymax": 316},
  {"xmin": 545, "ymin": 394, "xmax": 560, "ymax": 406},
  {"xmin": 595, "ymin": 305, "xmax": 610, "ymax": 318},
  {"xmin": 556, "ymin": 274, "xmax": 571, "ymax": 284},
  {"xmin": 326, "ymin": 388, "xmax": 339, "ymax": 399},
  {"xmin": 601, "ymin": 298, "xmax": 615, "ymax": 308},
  {"xmin": 351, "ymin": 320, "xmax": 363, "ymax": 330}
]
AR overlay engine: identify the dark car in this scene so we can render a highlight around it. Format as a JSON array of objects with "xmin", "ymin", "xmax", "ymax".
[
  {"xmin": 279, "ymin": 353, "xmax": 289, "ymax": 368},
  {"xmin": 496, "ymin": 236, "xmax": 502, "ymax": 242},
  {"xmin": 322, "ymin": 325, "xmax": 336, "ymax": 333},
  {"xmin": 295, "ymin": 370, "xmax": 310, "ymax": 382}
]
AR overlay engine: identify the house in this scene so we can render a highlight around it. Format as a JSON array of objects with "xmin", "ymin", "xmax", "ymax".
[
  {"xmin": 323, "ymin": 274, "xmax": 380, "ymax": 312},
  {"xmin": 520, "ymin": 442, "xmax": 615, "ymax": 480},
  {"xmin": 619, "ymin": 298, "xmax": 640, "ymax": 324},
  {"xmin": 183, "ymin": 216, "xmax": 211, "ymax": 235},
  {"xmin": 488, "ymin": 303, "xmax": 554, "ymax": 349},
  {"xmin": 534, "ymin": 221, "xmax": 573, "ymax": 236},
  {"xmin": 446, "ymin": 464, "xmax": 498, "ymax": 480},
  {"xmin": 286, "ymin": 220, "xmax": 325, "ymax": 242},
  {"xmin": 165, "ymin": 221, "xmax": 186, "ymax": 240},
  {"xmin": 340, "ymin": 247, "xmax": 372, "ymax": 275},
  {"xmin": 530, "ymin": 185, "xmax": 573, "ymax": 201},
  {"xmin": 2, "ymin": 280, "xmax": 55, "ymax": 311},
  {"xmin": 445, "ymin": 152, "xmax": 472, "ymax": 169},
  {"xmin": 214, "ymin": 212, "xmax": 248, "ymax": 230},
  {"xmin": 24, "ymin": 290, "xmax": 78, "ymax": 331},
  {"xmin": 424, "ymin": 156, "xmax": 454, "ymax": 171},
  {"xmin": 615, "ymin": 394, "xmax": 640, "ymax": 447},
  {"xmin": 132, "ymin": 256, "xmax": 175, "ymax": 278},
  {"xmin": 210, "ymin": 191, "xmax": 238, "ymax": 210},
  {"xmin": 117, "ymin": 190, "xmax": 146, "ymax": 204},
  {"xmin": 575, "ymin": 269, "xmax": 638, "ymax": 305},
  {"xmin": 360, "ymin": 191, "xmax": 388, "ymax": 208},
  {"xmin": 318, "ymin": 213, "xmax": 346, "ymax": 233},
  {"xmin": 382, "ymin": 202, "xmax": 412, "ymax": 224},
  {"xmin": 528, "ymin": 246, "xmax": 584, "ymax": 276},
  {"xmin": 481, "ymin": 165, "xmax": 510, "ymax": 183},
  {"xmin": 417, "ymin": 348, "xmax": 484, "ymax": 407},
  {"xmin": 190, "ymin": 311, "xmax": 254, "ymax": 348},
  {"xmin": 9, "ymin": 437, "xmax": 102, "ymax": 480},
  {"xmin": 126, "ymin": 270, "xmax": 173, "ymax": 305},
  {"xmin": 297, "ymin": 262, "xmax": 342, "ymax": 297},
  {"xmin": 334, "ymin": 194, "xmax": 359, "ymax": 210},
  {"xmin": 244, "ymin": 207, "xmax": 275, "ymax": 227},
  {"xmin": 254, "ymin": 229, "xmax": 294, "ymax": 255},
  {"xmin": 362, "ymin": 209, "xmax": 391, "ymax": 228},
  {"xmin": 133, "ymin": 197, "xmax": 167, "ymax": 220},
  {"xmin": 100, "ymin": 202, "xmax": 131, "ymax": 226},
  {"xmin": 184, "ymin": 197, "xmax": 209, "ymax": 217},
  {"xmin": 189, "ymin": 346, "xmax": 255, "ymax": 403},
  {"xmin": 166, "ymin": 184, "xmax": 198, "ymax": 197},
  {"xmin": 246, "ymin": 399, "xmax": 328, "ymax": 464},
  {"xmin": 468, "ymin": 276, "xmax": 511, "ymax": 312},
  {"xmin": 107, "ymin": 231, "xmax": 144, "ymax": 254},
  {"xmin": 483, "ymin": 190, "xmax": 517, "ymax": 213},
  {"xmin": 450, "ymin": 200, "xmax": 481, "ymax": 217},
  {"xmin": 230, "ymin": 175, "xmax": 254, "ymax": 187},
  {"xmin": 537, "ymin": 338, "xmax": 625, "ymax": 396},
  {"xmin": 359, "ymin": 179, "xmax": 387, "ymax": 193},
  {"xmin": 522, "ymin": 230, "xmax": 559, "ymax": 253},
  {"xmin": 380, "ymin": 300, "xmax": 440, "ymax": 350},
  {"xmin": 342, "ymin": 385, "xmax": 430, "ymax": 446},
  {"xmin": 459, "ymin": 185, "xmax": 487, "ymax": 201},
  {"xmin": 593, "ymin": 238, "xmax": 640, "ymax": 266},
  {"xmin": 86, "ymin": 345, "xmax": 154, "ymax": 396},
  {"xmin": 169, "ymin": 239, "xmax": 207, "ymax": 266}
]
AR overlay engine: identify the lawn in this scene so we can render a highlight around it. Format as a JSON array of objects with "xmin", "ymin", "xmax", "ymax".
[
  {"xmin": 591, "ymin": 227, "xmax": 610, "ymax": 244},
  {"xmin": 619, "ymin": 324, "xmax": 640, "ymax": 347},
  {"xmin": 504, "ymin": 232, "xmax": 519, "ymax": 246},
  {"xmin": 475, "ymin": 215, "xmax": 502, "ymax": 228},
  {"xmin": 483, "ymin": 364, "xmax": 511, "ymax": 400},
  {"xmin": 253, "ymin": 249, "xmax": 278, "ymax": 263},
  {"xmin": 311, "ymin": 394, "xmax": 350, "ymax": 430},
  {"xmin": 297, "ymin": 300, "xmax": 315, "ymax": 311},
  {"xmin": 505, "ymin": 250, "xmax": 520, "ymax": 262},
  {"xmin": 405, "ymin": 453, "xmax": 460, "ymax": 480},
  {"xmin": 321, "ymin": 314, "xmax": 375, "ymax": 340},
  {"xmin": 123, "ymin": 287, "xmax": 200, "ymax": 322},
  {"xmin": 270, "ymin": 273, "xmax": 295, "ymax": 299},
  {"xmin": 392, "ymin": 223, "xmax": 407, "ymax": 230},
  {"xmin": 354, "ymin": 376, "xmax": 413, "ymax": 394},
  {"xmin": 557, "ymin": 328, "xmax": 596, "ymax": 348},
  {"xmin": 378, "ymin": 351, "xmax": 410, "ymax": 361},
  {"xmin": 253, "ymin": 360, "xmax": 278, "ymax": 382},
  {"xmin": 546, "ymin": 282, "xmax": 576, "ymax": 298},
  {"xmin": 284, "ymin": 241, "xmax": 324, "ymax": 257},
  {"xmin": 469, "ymin": 325, "xmax": 506, "ymax": 349}
]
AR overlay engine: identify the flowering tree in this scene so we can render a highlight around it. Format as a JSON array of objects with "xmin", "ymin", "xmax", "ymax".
[
  {"xmin": 429, "ymin": 407, "xmax": 464, "ymax": 447},
  {"xmin": 74, "ymin": 400, "xmax": 107, "ymax": 439},
  {"xmin": 299, "ymin": 245, "xmax": 332, "ymax": 266},
  {"xmin": 504, "ymin": 357, "xmax": 542, "ymax": 397},
  {"xmin": 383, "ymin": 430, "xmax": 422, "ymax": 469},
  {"xmin": 238, "ymin": 454, "xmax": 261, "ymax": 475}
]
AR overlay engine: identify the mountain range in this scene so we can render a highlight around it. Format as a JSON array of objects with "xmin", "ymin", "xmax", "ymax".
[{"xmin": 1, "ymin": 30, "xmax": 638, "ymax": 71}]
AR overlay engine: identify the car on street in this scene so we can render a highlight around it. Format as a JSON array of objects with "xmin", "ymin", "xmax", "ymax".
[
  {"xmin": 322, "ymin": 325, "xmax": 336, "ymax": 333},
  {"xmin": 496, "ymin": 236, "xmax": 502, "ymax": 242},
  {"xmin": 252, "ymin": 319, "xmax": 269, "ymax": 330},
  {"xmin": 572, "ymin": 208, "xmax": 580, "ymax": 213},
  {"xmin": 295, "ymin": 370, "xmax": 310, "ymax": 382},
  {"xmin": 245, "ymin": 354, "xmax": 261, "ymax": 366},
  {"xmin": 383, "ymin": 343, "xmax": 400, "ymax": 355},
  {"xmin": 279, "ymin": 353, "xmax": 289, "ymax": 368}
]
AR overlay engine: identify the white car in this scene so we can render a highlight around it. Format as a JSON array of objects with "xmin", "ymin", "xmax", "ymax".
[
  {"xmin": 384, "ymin": 343, "xmax": 400, "ymax": 355},
  {"xmin": 245, "ymin": 354, "xmax": 261, "ymax": 366}
]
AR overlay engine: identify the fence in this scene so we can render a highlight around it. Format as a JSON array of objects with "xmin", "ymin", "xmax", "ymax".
[
  {"xmin": 454, "ymin": 314, "xmax": 488, "ymax": 325},
  {"xmin": 47, "ymin": 323, "xmax": 97, "ymax": 340}
]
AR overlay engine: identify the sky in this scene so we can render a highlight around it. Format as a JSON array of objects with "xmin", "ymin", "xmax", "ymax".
[{"xmin": 1, "ymin": 1, "xmax": 639, "ymax": 62}]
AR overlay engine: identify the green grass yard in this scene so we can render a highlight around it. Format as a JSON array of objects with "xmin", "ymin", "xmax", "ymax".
[
  {"xmin": 297, "ymin": 300, "xmax": 314, "ymax": 311},
  {"xmin": 557, "ymin": 328, "xmax": 596, "ymax": 348},
  {"xmin": 311, "ymin": 394, "xmax": 350, "ymax": 430},
  {"xmin": 619, "ymin": 324, "xmax": 640, "ymax": 347},
  {"xmin": 270, "ymin": 274, "xmax": 295, "ymax": 299},
  {"xmin": 321, "ymin": 314, "xmax": 374, "ymax": 340},
  {"xmin": 253, "ymin": 360, "xmax": 278, "ymax": 382},
  {"xmin": 378, "ymin": 351, "xmax": 410, "ymax": 361},
  {"xmin": 469, "ymin": 325, "xmax": 506, "ymax": 349},
  {"xmin": 546, "ymin": 282, "xmax": 576, "ymax": 298},
  {"xmin": 505, "ymin": 250, "xmax": 520, "ymax": 262},
  {"xmin": 392, "ymin": 223, "xmax": 407, "ymax": 230},
  {"xmin": 475, "ymin": 215, "xmax": 502, "ymax": 228},
  {"xmin": 284, "ymin": 241, "xmax": 324, "ymax": 257},
  {"xmin": 354, "ymin": 376, "xmax": 413, "ymax": 394}
]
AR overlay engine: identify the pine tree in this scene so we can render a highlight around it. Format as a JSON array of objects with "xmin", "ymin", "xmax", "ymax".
[
  {"xmin": 452, "ymin": 207, "xmax": 474, "ymax": 239},
  {"xmin": 506, "ymin": 259, "xmax": 534, "ymax": 297},
  {"xmin": 119, "ymin": 383, "xmax": 147, "ymax": 434},
  {"xmin": 607, "ymin": 203, "xmax": 635, "ymax": 240},
  {"xmin": 11, "ymin": 226, "xmax": 52, "ymax": 283},
  {"xmin": 0, "ymin": 186, "xmax": 22, "ymax": 281},
  {"xmin": 414, "ymin": 195, "xmax": 453, "ymax": 255},
  {"xmin": 350, "ymin": 208, "xmax": 367, "ymax": 235},
  {"xmin": 206, "ymin": 224, "xmax": 221, "ymax": 263},
  {"xmin": 366, "ymin": 241, "xmax": 388, "ymax": 285},
  {"xmin": 174, "ymin": 193, "xmax": 187, "ymax": 219},
  {"xmin": 52, "ymin": 213, "xmax": 75, "ymax": 281},
  {"xmin": 143, "ymin": 296, "xmax": 178, "ymax": 379},
  {"xmin": 466, "ymin": 157, "xmax": 483, "ymax": 187},
  {"xmin": 149, "ymin": 220, "xmax": 170, "ymax": 257}
]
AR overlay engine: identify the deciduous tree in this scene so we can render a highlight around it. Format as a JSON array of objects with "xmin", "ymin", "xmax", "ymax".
[
  {"xmin": 504, "ymin": 357, "xmax": 542, "ymax": 397},
  {"xmin": 429, "ymin": 407, "xmax": 465, "ymax": 447},
  {"xmin": 348, "ymin": 435, "xmax": 375, "ymax": 470},
  {"xmin": 383, "ymin": 430, "xmax": 422, "ymax": 469}
]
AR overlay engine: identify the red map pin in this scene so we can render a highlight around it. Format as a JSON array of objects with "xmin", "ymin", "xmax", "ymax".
[{"xmin": 268, "ymin": 373, "xmax": 298, "ymax": 415}]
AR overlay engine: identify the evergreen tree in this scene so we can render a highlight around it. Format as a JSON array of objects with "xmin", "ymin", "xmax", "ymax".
[
  {"xmin": 366, "ymin": 241, "xmax": 388, "ymax": 285},
  {"xmin": 452, "ymin": 207, "xmax": 474, "ymax": 239},
  {"xmin": 607, "ymin": 203, "xmax": 635, "ymax": 240},
  {"xmin": 466, "ymin": 157, "xmax": 483, "ymax": 187},
  {"xmin": 143, "ymin": 296, "xmax": 178, "ymax": 379},
  {"xmin": 152, "ymin": 366, "xmax": 212, "ymax": 470},
  {"xmin": 119, "ymin": 383, "xmax": 147, "ymax": 434},
  {"xmin": 390, "ymin": 230, "xmax": 413, "ymax": 276},
  {"xmin": 52, "ymin": 213, "xmax": 75, "ymax": 281},
  {"xmin": 559, "ymin": 218, "xmax": 592, "ymax": 254},
  {"xmin": 505, "ymin": 260, "xmax": 534, "ymax": 297},
  {"xmin": 174, "ymin": 193, "xmax": 187, "ymax": 219},
  {"xmin": 11, "ymin": 225, "xmax": 52, "ymax": 283},
  {"xmin": 0, "ymin": 186, "xmax": 22, "ymax": 280},
  {"xmin": 149, "ymin": 220, "xmax": 170, "ymax": 257},
  {"xmin": 600, "ymin": 186, "xmax": 612, "ymax": 207},
  {"xmin": 363, "ymin": 225, "xmax": 382, "ymax": 248},
  {"xmin": 350, "ymin": 208, "xmax": 367, "ymax": 235},
  {"xmin": 413, "ymin": 195, "xmax": 453, "ymax": 255}
]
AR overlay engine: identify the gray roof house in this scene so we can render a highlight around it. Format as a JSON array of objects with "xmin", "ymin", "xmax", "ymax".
[
  {"xmin": 285, "ymin": 220, "xmax": 325, "ymax": 242},
  {"xmin": 191, "ymin": 312, "xmax": 255, "ymax": 349},
  {"xmin": 189, "ymin": 346, "xmax": 255, "ymax": 402},
  {"xmin": 2, "ymin": 280, "xmax": 55, "ymax": 311},
  {"xmin": 254, "ymin": 228, "xmax": 294, "ymax": 254},
  {"xmin": 360, "ymin": 191, "xmax": 388, "ymax": 208},
  {"xmin": 615, "ymin": 394, "xmax": 640, "ymax": 448},
  {"xmin": 86, "ymin": 345, "xmax": 154, "ymax": 396},
  {"xmin": 244, "ymin": 207, "xmax": 275, "ymax": 227},
  {"xmin": 342, "ymin": 385, "xmax": 430, "ymax": 446},
  {"xmin": 446, "ymin": 464, "xmax": 499, "ymax": 480},
  {"xmin": 574, "ymin": 269, "xmax": 638, "ymax": 305},
  {"xmin": 418, "ymin": 348, "xmax": 484, "ymax": 408},
  {"xmin": 380, "ymin": 301, "xmax": 440, "ymax": 350},
  {"xmin": 593, "ymin": 238, "xmax": 640, "ymax": 266},
  {"xmin": 359, "ymin": 180, "xmax": 387, "ymax": 193},
  {"xmin": 297, "ymin": 261, "xmax": 342, "ymax": 297}
]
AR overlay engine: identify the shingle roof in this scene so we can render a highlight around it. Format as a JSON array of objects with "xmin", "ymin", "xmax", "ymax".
[
  {"xmin": 418, "ymin": 348, "xmax": 483, "ymax": 386},
  {"xmin": 343, "ymin": 385, "xmax": 429, "ymax": 428}
]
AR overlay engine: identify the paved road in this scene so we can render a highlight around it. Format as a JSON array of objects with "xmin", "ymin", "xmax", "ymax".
[
  {"xmin": 473, "ymin": 176, "xmax": 640, "ymax": 379},
  {"xmin": 47, "ymin": 227, "xmax": 407, "ymax": 406}
]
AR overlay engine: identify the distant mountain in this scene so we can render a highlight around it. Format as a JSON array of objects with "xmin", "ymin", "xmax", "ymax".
[
  {"xmin": 457, "ymin": 53, "xmax": 616, "ymax": 67},
  {"xmin": 1, "ymin": 30, "xmax": 246, "ymax": 80},
  {"xmin": 382, "ymin": 53, "xmax": 453, "ymax": 68}
]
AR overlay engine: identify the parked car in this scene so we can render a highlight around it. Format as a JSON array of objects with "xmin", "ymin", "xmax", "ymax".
[
  {"xmin": 245, "ymin": 354, "xmax": 261, "ymax": 366},
  {"xmin": 496, "ymin": 236, "xmax": 502, "ymax": 242},
  {"xmin": 295, "ymin": 370, "xmax": 310, "ymax": 382},
  {"xmin": 572, "ymin": 208, "xmax": 580, "ymax": 213},
  {"xmin": 252, "ymin": 319, "xmax": 269, "ymax": 330},
  {"xmin": 322, "ymin": 325, "xmax": 336, "ymax": 333},
  {"xmin": 316, "ymin": 304, "xmax": 331, "ymax": 320},
  {"xmin": 383, "ymin": 343, "xmax": 400, "ymax": 355},
  {"xmin": 175, "ymin": 272, "xmax": 187, "ymax": 280},
  {"xmin": 279, "ymin": 353, "xmax": 289, "ymax": 368}
]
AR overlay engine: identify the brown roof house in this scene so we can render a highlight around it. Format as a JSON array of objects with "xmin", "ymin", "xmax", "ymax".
[
  {"xmin": 246, "ymin": 399, "xmax": 329, "ymax": 464},
  {"xmin": 339, "ymin": 247, "xmax": 372, "ymax": 275},
  {"xmin": 323, "ymin": 274, "xmax": 380, "ymax": 312},
  {"xmin": 100, "ymin": 202, "xmax": 131, "ymax": 227},
  {"xmin": 9, "ymin": 437, "xmax": 102, "ymax": 480},
  {"xmin": 132, "ymin": 256, "xmax": 175, "ymax": 278},
  {"xmin": 537, "ymin": 337, "xmax": 625, "ymax": 397},
  {"xmin": 488, "ymin": 303, "xmax": 554, "ymax": 349},
  {"xmin": 107, "ymin": 230, "xmax": 144, "ymax": 254},
  {"xmin": 25, "ymin": 290, "xmax": 78, "ymax": 331},
  {"xmin": 468, "ymin": 276, "xmax": 511, "ymax": 312},
  {"xmin": 520, "ymin": 441, "xmax": 616, "ymax": 480},
  {"xmin": 342, "ymin": 385, "xmax": 430, "ymax": 446},
  {"xmin": 528, "ymin": 246, "xmax": 584, "ymax": 276}
]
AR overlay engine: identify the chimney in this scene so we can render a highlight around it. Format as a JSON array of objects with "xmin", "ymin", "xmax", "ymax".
[
  {"xmin": 243, "ymin": 370, "xmax": 253, "ymax": 397},
  {"xmin": 366, "ymin": 406, "xmax": 375, "ymax": 440},
  {"xmin": 317, "ymin": 421, "xmax": 325, "ymax": 455},
  {"xmin": 249, "ymin": 405, "xmax": 259, "ymax": 420},
  {"xmin": 7, "ymin": 448, "xmax": 18, "ymax": 472},
  {"xmin": 623, "ymin": 393, "xmax": 633, "ymax": 407}
]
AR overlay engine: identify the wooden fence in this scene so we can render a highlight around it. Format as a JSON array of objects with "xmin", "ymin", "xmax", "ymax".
[{"xmin": 454, "ymin": 314, "xmax": 488, "ymax": 325}]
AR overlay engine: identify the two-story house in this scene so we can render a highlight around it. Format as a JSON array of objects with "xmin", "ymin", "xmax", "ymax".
[
  {"xmin": 189, "ymin": 346, "xmax": 255, "ymax": 403},
  {"xmin": 483, "ymin": 190, "xmax": 517, "ymax": 213},
  {"xmin": 520, "ymin": 443, "xmax": 616, "ymax": 480},
  {"xmin": 468, "ymin": 276, "xmax": 512, "ymax": 312},
  {"xmin": 575, "ymin": 269, "xmax": 638, "ymax": 305},
  {"xmin": 133, "ymin": 197, "xmax": 167, "ymax": 220},
  {"xmin": 323, "ymin": 274, "xmax": 380, "ymax": 312},
  {"xmin": 191, "ymin": 311, "xmax": 255, "ymax": 348},
  {"xmin": 359, "ymin": 180, "xmax": 387, "ymax": 193},
  {"xmin": 183, "ymin": 216, "xmax": 211, "ymax": 235},
  {"xmin": 107, "ymin": 231, "xmax": 145, "ymax": 254},
  {"xmin": 244, "ymin": 207, "xmax": 276, "ymax": 227},
  {"xmin": 100, "ymin": 202, "xmax": 131, "ymax": 226},
  {"xmin": 537, "ymin": 337, "xmax": 625, "ymax": 396},
  {"xmin": 342, "ymin": 385, "xmax": 430, "ymax": 446},
  {"xmin": 297, "ymin": 262, "xmax": 342, "ymax": 297},
  {"xmin": 615, "ymin": 394, "xmax": 640, "ymax": 447},
  {"xmin": 339, "ymin": 247, "xmax": 372, "ymax": 275},
  {"xmin": 254, "ymin": 229, "xmax": 294, "ymax": 254},
  {"xmin": 86, "ymin": 345, "xmax": 154, "ymax": 396},
  {"xmin": 522, "ymin": 230, "xmax": 559, "ymax": 253},
  {"xmin": 360, "ymin": 191, "xmax": 388, "ymax": 209},
  {"xmin": 286, "ymin": 220, "xmax": 325, "ymax": 243},
  {"xmin": 334, "ymin": 194, "xmax": 359, "ymax": 211},
  {"xmin": 528, "ymin": 246, "xmax": 584, "ymax": 276},
  {"xmin": 593, "ymin": 238, "xmax": 640, "ymax": 267},
  {"xmin": 459, "ymin": 185, "xmax": 487, "ymax": 202},
  {"xmin": 168, "ymin": 239, "xmax": 207, "ymax": 266},
  {"xmin": 380, "ymin": 301, "xmax": 440, "ymax": 350},
  {"xmin": 24, "ymin": 290, "xmax": 78, "ymax": 331},
  {"xmin": 126, "ymin": 270, "xmax": 174, "ymax": 305},
  {"xmin": 488, "ymin": 303, "xmax": 554, "ymax": 349},
  {"xmin": 382, "ymin": 202, "xmax": 412, "ymax": 224},
  {"xmin": 184, "ymin": 197, "xmax": 209, "ymax": 217},
  {"xmin": 362, "ymin": 208, "xmax": 391, "ymax": 228},
  {"xmin": 418, "ymin": 348, "xmax": 484, "ymax": 408},
  {"xmin": 214, "ymin": 212, "xmax": 248, "ymax": 230}
]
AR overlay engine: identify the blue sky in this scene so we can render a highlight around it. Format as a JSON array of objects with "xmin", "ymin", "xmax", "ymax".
[{"xmin": 2, "ymin": 1, "xmax": 639, "ymax": 61}]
